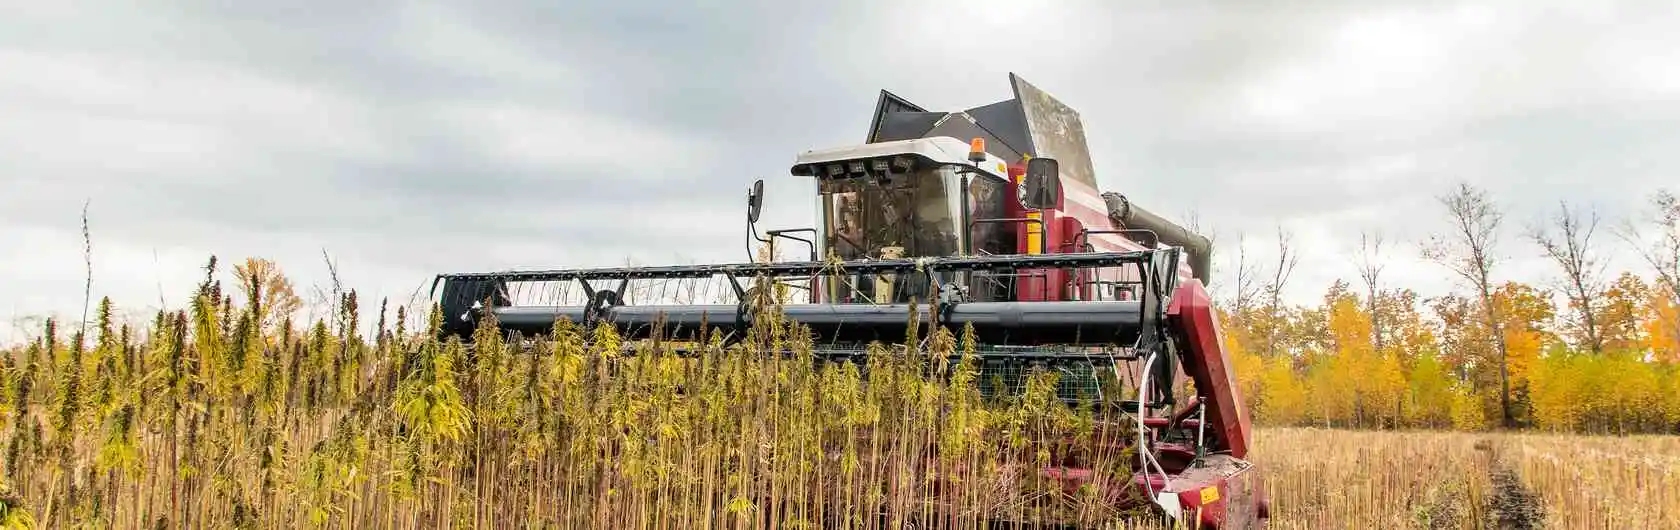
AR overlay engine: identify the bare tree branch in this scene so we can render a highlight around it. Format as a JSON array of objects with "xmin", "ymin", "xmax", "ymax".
[
  {"xmin": 1265, "ymin": 224, "xmax": 1300, "ymax": 357},
  {"xmin": 1421, "ymin": 181, "xmax": 1513, "ymax": 428},
  {"xmin": 1526, "ymin": 200, "xmax": 1606, "ymax": 354},
  {"xmin": 1227, "ymin": 232, "xmax": 1265, "ymax": 313},
  {"xmin": 1268, "ymin": 225, "xmax": 1300, "ymax": 307},
  {"xmin": 1616, "ymin": 190, "xmax": 1680, "ymax": 293},
  {"xmin": 1355, "ymin": 230, "xmax": 1387, "ymax": 351},
  {"xmin": 1613, "ymin": 189, "xmax": 1680, "ymax": 354}
]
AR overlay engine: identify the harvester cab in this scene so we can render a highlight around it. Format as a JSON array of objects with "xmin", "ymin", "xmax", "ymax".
[{"xmin": 432, "ymin": 73, "xmax": 1267, "ymax": 528}]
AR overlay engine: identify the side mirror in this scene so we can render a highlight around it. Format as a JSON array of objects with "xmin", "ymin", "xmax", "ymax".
[
  {"xmin": 747, "ymin": 179, "xmax": 765, "ymax": 224},
  {"xmin": 1021, "ymin": 157, "xmax": 1061, "ymax": 210}
]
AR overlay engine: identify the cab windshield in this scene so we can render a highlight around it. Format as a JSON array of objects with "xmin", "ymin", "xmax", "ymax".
[
  {"xmin": 820, "ymin": 168, "xmax": 959, "ymax": 261},
  {"xmin": 818, "ymin": 167, "xmax": 960, "ymax": 304},
  {"xmin": 816, "ymin": 166, "xmax": 1018, "ymax": 303}
]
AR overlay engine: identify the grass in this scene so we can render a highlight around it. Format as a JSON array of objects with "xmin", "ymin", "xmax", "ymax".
[
  {"xmin": 0, "ymin": 258, "xmax": 1675, "ymax": 529},
  {"xmin": 0, "ymin": 270, "xmax": 1162, "ymax": 529}
]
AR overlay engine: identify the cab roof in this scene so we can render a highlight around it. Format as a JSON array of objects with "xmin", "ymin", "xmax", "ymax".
[{"xmin": 788, "ymin": 136, "xmax": 1011, "ymax": 180}]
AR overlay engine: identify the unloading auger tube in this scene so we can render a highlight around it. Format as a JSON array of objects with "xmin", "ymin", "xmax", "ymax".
[{"xmin": 1102, "ymin": 191, "xmax": 1213, "ymax": 282}]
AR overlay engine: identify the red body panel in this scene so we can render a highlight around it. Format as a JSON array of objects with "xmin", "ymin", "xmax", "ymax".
[
  {"xmin": 1166, "ymin": 279, "xmax": 1253, "ymax": 459},
  {"xmin": 999, "ymin": 160, "xmax": 1197, "ymax": 304},
  {"xmin": 1127, "ymin": 457, "xmax": 1267, "ymax": 529},
  {"xmin": 1028, "ymin": 278, "xmax": 1267, "ymax": 527},
  {"xmin": 1006, "ymin": 163, "xmax": 1068, "ymax": 301}
]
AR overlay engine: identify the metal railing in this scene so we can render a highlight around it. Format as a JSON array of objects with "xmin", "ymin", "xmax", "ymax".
[{"xmin": 968, "ymin": 217, "xmax": 1048, "ymax": 255}]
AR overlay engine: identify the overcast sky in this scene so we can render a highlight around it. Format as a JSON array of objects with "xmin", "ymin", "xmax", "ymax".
[{"xmin": 3, "ymin": 1, "xmax": 1676, "ymax": 343}]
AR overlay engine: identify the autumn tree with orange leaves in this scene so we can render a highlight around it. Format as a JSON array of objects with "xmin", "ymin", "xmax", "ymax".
[{"xmin": 1225, "ymin": 186, "xmax": 1680, "ymax": 435}]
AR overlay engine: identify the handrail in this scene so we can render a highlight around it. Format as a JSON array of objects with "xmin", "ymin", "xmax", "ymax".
[
  {"xmin": 766, "ymin": 228, "xmax": 819, "ymax": 261},
  {"xmin": 1076, "ymin": 228, "xmax": 1160, "ymax": 252}
]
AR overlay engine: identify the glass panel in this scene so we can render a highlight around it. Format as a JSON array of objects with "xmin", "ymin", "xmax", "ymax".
[
  {"xmin": 965, "ymin": 175, "xmax": 1016, "ymax": 302},
  {"xmin": 821, "ymin": 168, "xmax": 959, "ymax": 260},
  {"xmin": 819, "ymin": 167, "xmax": 959, "ymax": 303},
  {"xmin": 967, "ymin": 175, "xmax": 1014, "ymax": 255}
]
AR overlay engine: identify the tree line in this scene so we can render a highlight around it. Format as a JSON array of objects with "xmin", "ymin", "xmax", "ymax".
[{"xmin": 1214, "ymin": 184, "xmax": 1680, "ymax": 434}]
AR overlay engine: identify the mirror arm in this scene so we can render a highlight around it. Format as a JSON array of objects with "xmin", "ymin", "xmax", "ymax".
[
  {"xmin": 747, "ymin": 221, "xmax": 765, "ymax": 262},
  {"xmin": 765, "ymin": 229, "xmax": 819, "ymax": 262}
]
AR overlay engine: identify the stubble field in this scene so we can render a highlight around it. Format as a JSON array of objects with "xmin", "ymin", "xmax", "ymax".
[{"xmin": 1251, "ymin": 427, "xmax": 1679, "ymax": 529}]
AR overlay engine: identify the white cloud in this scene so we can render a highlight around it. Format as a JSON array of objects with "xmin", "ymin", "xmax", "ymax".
[
  {"xmin": 2, "ymin": 1, "xmax": 1675, "ymax": 346},
  {"xmin": 1231, "ymin": 3, "xmax": 1677, "ymax": 134},
  {"xmin": 432, "ymin": 101, "xmax": 722, "ymax": 176},
  {"xmin": 3, "ymin": 225, "xmax": 204, "ymax": 343},
  {"xmin": 392, "ymin": 2, "xmax": 579, "ymax": 89}
]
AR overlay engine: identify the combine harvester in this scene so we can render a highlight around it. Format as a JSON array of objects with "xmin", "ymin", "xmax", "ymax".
[{"xmin": 433, "ymin": 74, "xmax": 1269, "ymax": 528}]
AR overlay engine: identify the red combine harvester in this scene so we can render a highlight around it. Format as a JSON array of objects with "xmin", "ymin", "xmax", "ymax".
[{"xmin": 433, "ymin": 73, "xmax": 1268, "ymax": 528}]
